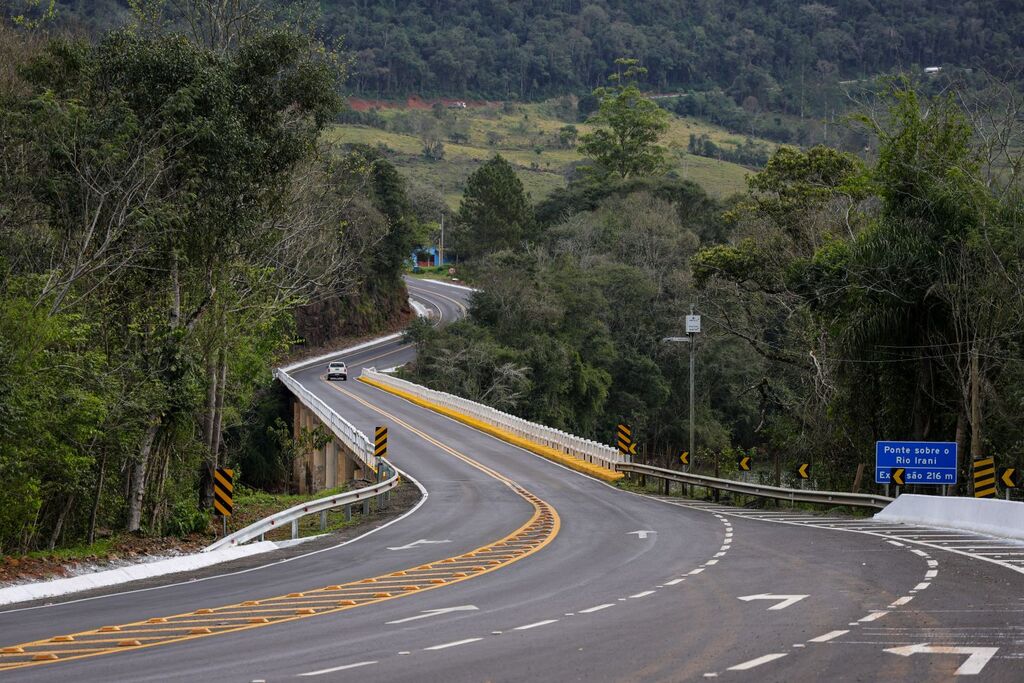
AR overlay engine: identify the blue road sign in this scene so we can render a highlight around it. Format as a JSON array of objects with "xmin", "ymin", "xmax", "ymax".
[{"xmin": 875, "ymin": 441, "xmax": 958, "ymax": 485}]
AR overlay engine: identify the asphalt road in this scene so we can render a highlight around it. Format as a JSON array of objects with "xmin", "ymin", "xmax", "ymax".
[{"xmin": 2, "ymin": 276, "xmax": 1022, "ymax": 682}]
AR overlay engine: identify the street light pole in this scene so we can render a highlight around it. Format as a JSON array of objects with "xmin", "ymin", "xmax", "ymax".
[
  {"xmin": 439, "ymin": 214, "xmax": 445, "ymax": 266},
  {"xmin": 662, "ymin": 304, "xmax": 700, "ymax": 474},
  {"xmin": 689, "ymin": 313, "xmax": 695, "ymax": 472}
]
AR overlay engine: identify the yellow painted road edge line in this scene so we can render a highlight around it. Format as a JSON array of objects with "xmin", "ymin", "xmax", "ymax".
[{"xmin": 358, "ymin": 376, "xmax": 624, "ymax": 483}]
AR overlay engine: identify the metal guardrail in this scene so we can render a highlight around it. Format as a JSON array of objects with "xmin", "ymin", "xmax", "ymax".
[
  {"xmin": 204, "ymin": 460, "xmax": 399, "ymax": 551},
  {"xmin": 619, "ymin": 463, "xmax": 894, "ymax": 510},
  {"xmin": 362, "ymin": 368, "xmax": 625, "ymax": 471},
  {"xmin": 274, "ymin": 368, "xmax": 377, "ymax": 472}
]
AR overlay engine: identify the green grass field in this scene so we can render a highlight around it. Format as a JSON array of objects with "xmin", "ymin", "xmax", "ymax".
[{"xmin": 324, "ymin": 101, "xmax": 771, "ymax": 209}]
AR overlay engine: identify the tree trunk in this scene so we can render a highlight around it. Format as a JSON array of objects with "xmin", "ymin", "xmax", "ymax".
[
  {"xmin": 127, "ymin": 422, "xmax": 160, "ymax": 532},
  {"xmin": 199, "ymin": 349, "xmax": 219, "ymax": 511},
  {"xmin": 851, "ymin": 463, "xmax": 864, "ymax": 493},
  {"xmin": 912, "ymin": 356, "xmax": 932, "ymax": 439},
  {"xmin": 47, "ymin": 494, "xmax": 76, "ymax": 551},
  {"xmin": 202, "ymin": 353, "xmax": 218, "ymax": 452},
  {"xmin": 88, "ymin": 450, "xmax": 108, "ymax": 545},
  {"xmin": 211, "ymin": 347, "xmax": 228, "ymax": 457},
  {"xmin": 953, "ymin": 409, "xmax": 967, "ymax": 496},
  {"xmin": 149, "ymin": 447, "xmax": 171, "ymax": 533},
  {"xmin": 969, "ymin": 346, "xmax": 983, "ymax": 496}
]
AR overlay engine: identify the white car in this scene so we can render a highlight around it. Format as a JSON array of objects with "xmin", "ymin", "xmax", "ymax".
[{"xmin": 326, "ymin": 361, "xmax": 347, "ymax": 381}]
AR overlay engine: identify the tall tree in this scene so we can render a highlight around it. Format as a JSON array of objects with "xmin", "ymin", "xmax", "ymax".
[
  {"xmin": 578, "ymin": 59, "xmax": 669, "ymax": 181},
  {"xmin": 454, "ymin": 154, "xmax": 534, "ymax": 261}
]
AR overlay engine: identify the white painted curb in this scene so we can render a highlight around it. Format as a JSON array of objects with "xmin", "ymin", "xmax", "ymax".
[
  {"xmin": 0, "ymin": 542, "xmax": 279, "ymax": 607},
  {"xmin": 408, "ymin": 298, "xmax": 431, "ymax": 318},
  {"xmin": 875, "ymin": 494, "xmax": 1024, "ymax": 541}
]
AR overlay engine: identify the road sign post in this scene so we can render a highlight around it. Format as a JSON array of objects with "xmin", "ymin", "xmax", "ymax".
[{"xmin": 875, "ymin": 442, "xmax": 957, "ymax": 487}]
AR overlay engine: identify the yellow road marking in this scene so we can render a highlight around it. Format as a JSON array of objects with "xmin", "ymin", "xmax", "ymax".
[
  {"xmin": 355, "ymin": 377, "xmax": 623, "ymax": 483},
  {"xmin": 0, "ymin": 389, "xmax": 560, "ymax": 673}
]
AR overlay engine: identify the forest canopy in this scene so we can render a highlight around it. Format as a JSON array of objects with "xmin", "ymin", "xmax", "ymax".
[{"xmin": 21, "ymin": 0, "xmax": 1024, "ymax": 118}]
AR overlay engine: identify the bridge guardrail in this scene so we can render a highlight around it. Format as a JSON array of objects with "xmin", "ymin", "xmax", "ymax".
[
  {"xmin": 620, "ymin": 463, "xmax": 893, "ymax": 510},
  {"xmin": 361, "ymin": 368, "xmax": 625, "ymax": 471},
  {"xmin": 204, "ymin": 460, "xmax": 399, "ymax": 551},
  {"xmin": 274, "ymin": 368, "xmax": 377, "ymax": 472}
]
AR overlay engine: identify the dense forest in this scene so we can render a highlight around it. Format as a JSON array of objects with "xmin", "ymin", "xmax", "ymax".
[
  {"xmin": 0, "ymin": 12, "xmax": 421, "ymax": 553},
  {"xmin": 22, "ymin": 1, "xmax": 1024, "ymax": 116},
  {"xmin": 329, "ymin": 1, "xmax": 1023, "ymax": 112},
  {"xmin": 405, "ymin": 76, "xmax": 1024, "ymax": 494}
]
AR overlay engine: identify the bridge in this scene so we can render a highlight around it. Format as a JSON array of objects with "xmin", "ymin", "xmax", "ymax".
[{"xmin": 1, "ymin": 277, "xmax": 1022, "ymax": 681}]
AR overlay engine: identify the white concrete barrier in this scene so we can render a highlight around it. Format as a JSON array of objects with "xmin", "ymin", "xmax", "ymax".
[
  {"xmin": 361, "ymin": 368, "xmax": 625, "ymax": 472},
  {"xmin": 875, "ymin": 494, "xmax": 1024, "ymax": 541}
]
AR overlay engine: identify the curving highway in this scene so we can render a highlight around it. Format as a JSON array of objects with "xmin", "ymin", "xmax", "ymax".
[{"xmin": 1, "ymin": 276, "xmax": 1022, "ymax": 682}]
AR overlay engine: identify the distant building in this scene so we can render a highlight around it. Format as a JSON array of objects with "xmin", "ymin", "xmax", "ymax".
[
  {"xmin": 411, "ymin": 246, "xmax": 448, "ymax": 268},
  {"xmin": 924, "ymin": 66, "xmax": 942, "ymax": 75}
]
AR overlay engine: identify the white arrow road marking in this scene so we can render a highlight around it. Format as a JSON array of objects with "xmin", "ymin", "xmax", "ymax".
[
  {"xmin": 386, "ymin": 539, "xmax": 452, "ymax": 551},
  {"xmin": 737, "ymin": 594, "xmax": 809, "ymax": 610},
  {"xmin": 627, "ymin": 530, "xmax": 657, "ymax": 539},
  {"xmin": 884, "ymin": 644, "xmax": 999, "ymax": 676},
  {"xmin": 386, "ymin": 605, "xmax": 478, "ymax": 625}
]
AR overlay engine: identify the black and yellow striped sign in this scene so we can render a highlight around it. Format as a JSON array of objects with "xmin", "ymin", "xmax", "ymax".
[
  {"xmin": 375, "ymin": 425, "xmax": 388, "ymax": 458},
  {"xmin": 974, "ymin": 457, "xmax": 996, "ymax": 498},
  {"xmin": 617, "ymin": 424, "xmax": 637, "ymax": 455},
  {"xmin": 214, "ymin": 467, "xmax": 234, "ymax": 517}
]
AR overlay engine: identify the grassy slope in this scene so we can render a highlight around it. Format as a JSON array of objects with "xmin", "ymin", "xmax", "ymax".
[{"xmin": 324, "ymin": 102, "xmax": 771, "ymax": 208}]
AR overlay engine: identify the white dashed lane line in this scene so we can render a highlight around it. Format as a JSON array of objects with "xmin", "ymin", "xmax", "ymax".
[
  {"xmin": 727, "ymin": 653, "xmax": 788, "ymax": 671},
  {"xmin": 298, "ymin": 661, "xmax": 378, "ymax": 677},
  {"xmin": 579, "ymin": 603, "xmax": 614, "ymax": 613},
  {"xmin": 424, "ymin": 638, "xmax": 485, "ymax": 651},
  {"xmin": 808, "ymin": 630, "xmax": 849, "ymax": 643},
  {"xmin": 859, "ymin": 611, "xmax": 889, "ymax": 622},
  {"xmin": 513, "ymin": 620, "xmax": 558, "ymax": 631}
]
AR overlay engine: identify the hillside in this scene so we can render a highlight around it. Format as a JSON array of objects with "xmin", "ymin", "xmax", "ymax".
[
  {"xmin": 324, "ymin": 1, "xmax": 1024, "ymax": 119},
  {"xmin": 36, "ymin": 2, "xmax": 1024, "ymax": 142},
  {"xmin": 327, "ymin": 100, "xmax": 768, "ymax": 206}
]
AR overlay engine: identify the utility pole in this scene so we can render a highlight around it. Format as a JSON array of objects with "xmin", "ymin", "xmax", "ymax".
[
  {"xmin": 439, "ymin": 214, "xmax": 445, "ymax": 266},
  {"xmin": 663, "ymin": 304, "xmax": 701, "ymax": 474},
  {"xmin": 688, "ymin": 304, "xmax": 696, "ymax": 469}
]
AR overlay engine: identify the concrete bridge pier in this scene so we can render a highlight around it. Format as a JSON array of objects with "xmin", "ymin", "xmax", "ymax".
[{"xmin": 290, "ymin": 400, "xmax": 364, "ymax": 494}]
